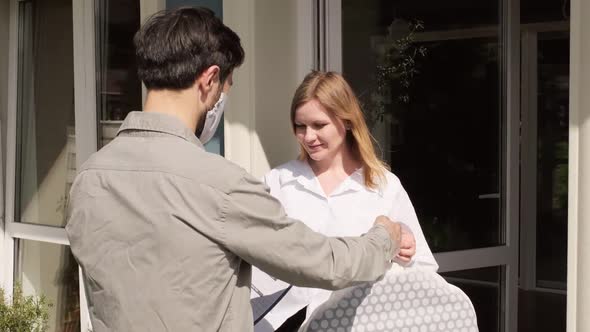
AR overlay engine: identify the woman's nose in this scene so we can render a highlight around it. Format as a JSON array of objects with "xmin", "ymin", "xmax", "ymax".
[{"xmin": 304, "ymin": 129, "xmax": 317, "ymax": 142}]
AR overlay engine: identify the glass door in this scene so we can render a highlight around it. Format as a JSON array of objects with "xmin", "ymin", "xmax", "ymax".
[
  {"xmin": 323, "ymin": 1, "xmax": 570, "ymax": 331},
  {"xmin": 322, "ymin": 0, "xmax": 520, "ymax": 331}
]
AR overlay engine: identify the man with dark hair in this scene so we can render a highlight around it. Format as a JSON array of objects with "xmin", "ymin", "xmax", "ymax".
[
  {"xmin": 133, "ymin": 6, "xmax": 244, "ymax": 90},
  {"xmin": 66, "ymin": 7, "xmax": 403, "ymax": 331}
]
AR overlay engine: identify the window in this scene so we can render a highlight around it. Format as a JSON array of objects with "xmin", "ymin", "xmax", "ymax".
[
  {"xmin": 341, "ymin": 0, "xmax": 503, "ymax": 252},
  {"xmin": 328, "ymin": 0, "xmax": 517, "ymax": 330},
  {"xmin": 3, "ymin": 1, "xmax": 147, "ymax": 330},
  {"xmin": 3, "ymin": 2, "xmax": 224, "ymax": 331},
  {"xmin": 96, "ymin": 0, "xmax": 142, "ymax": 148},
  {"xmin": 9, "ymin": 1, "xmax": 81, "ymax": 330}
]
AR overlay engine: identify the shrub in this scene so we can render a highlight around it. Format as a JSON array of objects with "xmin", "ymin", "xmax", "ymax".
[{"xmin": 0, "ymin": 283, "xmax": 51, "ymax": 332}]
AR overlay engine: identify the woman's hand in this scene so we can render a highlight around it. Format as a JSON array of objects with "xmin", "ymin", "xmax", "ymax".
[{"xmin": 394, "ymin": 225, "xmax": 416, "ymax": 264}]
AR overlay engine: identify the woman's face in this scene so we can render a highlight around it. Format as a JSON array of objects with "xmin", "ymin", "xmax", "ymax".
[{"xmin": 294, "ymin": 99, "xmax": 348, "ymax": 163}]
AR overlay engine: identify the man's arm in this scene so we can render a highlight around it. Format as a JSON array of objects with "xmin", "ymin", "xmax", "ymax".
[{"xmin": 219, "ymin": 173, "xmax": 400, "ymax": 290}]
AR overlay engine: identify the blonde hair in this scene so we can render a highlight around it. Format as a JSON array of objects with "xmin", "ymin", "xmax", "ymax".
[{"xmin": 290, "ymin": 71, "xmax": 389, "ymax": 189}]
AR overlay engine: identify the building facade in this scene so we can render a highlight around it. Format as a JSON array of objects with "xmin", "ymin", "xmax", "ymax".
[{"xmin": 0, "ymin": 0, "xmax": 588, "ymax": 331}]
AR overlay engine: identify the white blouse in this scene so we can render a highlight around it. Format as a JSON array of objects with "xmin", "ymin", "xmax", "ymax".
[{"xmin": 253, "ymin": 159, "xmax": 438, "ymax": 330}]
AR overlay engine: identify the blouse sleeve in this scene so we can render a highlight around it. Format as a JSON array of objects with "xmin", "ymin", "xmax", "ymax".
[{"xmin": 388, "ymin": 177, "xmax": 439, "ymax": 271}]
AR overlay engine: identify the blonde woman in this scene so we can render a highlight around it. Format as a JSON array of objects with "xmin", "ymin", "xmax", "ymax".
[{"xmin": 253, "ymin": 71, "xmax": 438, "ymax": 331}]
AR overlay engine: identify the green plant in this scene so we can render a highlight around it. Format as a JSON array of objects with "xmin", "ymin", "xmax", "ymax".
[
  {"xmin": 0, "ymin": 283, "xmax": 52, "ymax": 332},
  {"xmin": 366, "ymin": 20, "xmax": 427, "ymax": 128}
]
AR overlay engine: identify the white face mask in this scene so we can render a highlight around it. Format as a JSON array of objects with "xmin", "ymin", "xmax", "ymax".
[{"xmin": 199, "ymin": 92, "xmax": 227, "ymax": 144}]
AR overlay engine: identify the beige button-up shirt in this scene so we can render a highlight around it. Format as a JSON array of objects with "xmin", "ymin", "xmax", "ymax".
[{"xmin": 66, "ymin": 111, "xmax": 397, "ymax": 332}]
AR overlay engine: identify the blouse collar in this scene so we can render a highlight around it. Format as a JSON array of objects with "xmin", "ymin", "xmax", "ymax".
[{"xmin": 278, "ymin": 159, "xmax": 382, "ymax": 198}]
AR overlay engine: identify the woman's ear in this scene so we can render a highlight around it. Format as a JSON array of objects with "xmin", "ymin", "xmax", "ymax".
[{"xmin": 344, "ymin": 120, "xmax": 352, "ymax": 130}]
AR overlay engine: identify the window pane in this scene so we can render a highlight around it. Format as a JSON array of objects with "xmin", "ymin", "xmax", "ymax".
[
  {"xmin": 535, "ymin": 33, "xmax": 569, "ymax": 289},
  {"xmin": 441, "ymin": 266, "xmax": 504, "ymax": 332},
  {"xmin": 96, "ymin": 0, "xmax": 142, "ymax": 148},
  {"xmin": 342, "ymin": 0, "xmax": 503, "ymax": 252},
  {"xmin": 16, "ymin": 0, "xmax": 76, "ymax": 227},
  {"xmin": 521, "ymin": 0, "xmax": 570, "ymax": 24},
  {"xmin": 519, "ymin": 289, "xmax": 566, "ymax": 331},
  {"xmin": 18, "ymin": 240, "xmax": 80, "ymax": 332},
  {"xmin": 94, "ymin": 0, "xmax": 225, "ymax": 154}
]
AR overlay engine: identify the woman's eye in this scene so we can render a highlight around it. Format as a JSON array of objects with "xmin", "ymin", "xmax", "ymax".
[{"xmin": 294, "ymin": 124, "xmax": 305, "ymax": 129}]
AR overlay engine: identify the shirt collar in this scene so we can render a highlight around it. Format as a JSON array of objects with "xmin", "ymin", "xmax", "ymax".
[
  {"xmin": 334, "ymin": 168, "xmax": 382, "ymax": 196},
  {"xmin": 279, "ymin": 159, "xmax": 382, "ymax": 197},
  {"xmin": 346, "ymin": 169, "xmax": 370, "ymax": 193},
  {"xmin": 279, "ymin": 160, "xmax": 323, "ymax": 197},
  {"xmin": 117, "ymin": 111, "xmax": 203, "ymax": 148}
]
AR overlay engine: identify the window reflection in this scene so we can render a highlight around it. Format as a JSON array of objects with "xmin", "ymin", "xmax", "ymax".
[
  {"xmin": 96, "ymin": 0, "xmax": 142, "ymax": 147},
  {"xmin": 441, "ymin": 266, "xmax": 504, "ymax": 332},
  {"xmin": 342, "ymin": 0, "xmax": 503, "ymax": 252},
  {"xmin": 18, "ymin": 240, "xmax": 80, "ymax": 332},
  {"xmin": 16, "ymin": 0, "xmax": 76, "ymax": 227},
  {"xmin": 535, "ymin": 33, "xmax": 569, "ymax": 289}
]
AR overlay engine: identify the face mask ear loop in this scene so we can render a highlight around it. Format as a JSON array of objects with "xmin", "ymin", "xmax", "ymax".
[{"xmin": 198, "ymin": 92, "xmax": 227, "ymax": 144}]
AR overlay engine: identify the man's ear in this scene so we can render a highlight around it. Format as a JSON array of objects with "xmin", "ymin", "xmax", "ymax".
[{"xmin": 197, "ymin": 65, "xmax": 221, "ymax": 93}]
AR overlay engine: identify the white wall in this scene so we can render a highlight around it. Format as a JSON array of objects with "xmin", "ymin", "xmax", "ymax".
[{"xmin": 223, "ymin": 0, "xmax": 311, "ymax": 177}]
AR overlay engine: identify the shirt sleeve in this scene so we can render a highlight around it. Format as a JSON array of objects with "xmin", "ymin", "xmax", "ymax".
[
  {"xmin": 219, "ymin": 172, "xmax": 399, "ymax": 290},
  {"xmin": 389, "ymin": 182, "xmax": 439, "ymax": 271}
]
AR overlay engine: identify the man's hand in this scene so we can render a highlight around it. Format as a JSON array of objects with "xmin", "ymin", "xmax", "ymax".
[
  {"xmin": 394, "ymin": 225, "xmax": 416, "ymax": 264},
  {"xmin": 373, "ymin": 215, "xmax": 402, "ymax": 257}
]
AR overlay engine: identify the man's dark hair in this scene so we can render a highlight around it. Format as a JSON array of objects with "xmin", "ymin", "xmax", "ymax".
[{"xmin": 134, "ymin": 7, "xmax": 245, "ymax": 90}]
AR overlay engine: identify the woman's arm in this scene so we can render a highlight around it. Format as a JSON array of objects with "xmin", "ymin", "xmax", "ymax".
[{"xmin": 389, "ymin": 181, "xmax": 439, "ymax": 271}]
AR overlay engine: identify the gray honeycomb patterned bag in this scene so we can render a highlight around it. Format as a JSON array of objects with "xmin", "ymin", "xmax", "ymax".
[{"xmin": 299, "ymin": 266, "xmax": 478, "ymax": 332}]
